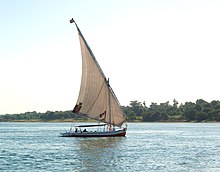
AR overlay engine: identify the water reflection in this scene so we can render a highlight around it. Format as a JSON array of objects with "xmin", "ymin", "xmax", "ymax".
[
  {"xmin": 77, "ymin": 137, "xmax": 123, "ymax": 148},
  {"xmin": 73, "ymin": 137, "xmax": 126, "ymax": 171}
]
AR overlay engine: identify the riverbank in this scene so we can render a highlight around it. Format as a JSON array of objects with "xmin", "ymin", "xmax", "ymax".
[{"xmin": 1, "ymin": 119, "xmax": 219, "ymax": 123}]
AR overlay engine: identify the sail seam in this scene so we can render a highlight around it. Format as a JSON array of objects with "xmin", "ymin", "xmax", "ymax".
[{"xmin": 85, "ymin": 80, "xmax": 106, "ymax": 114}]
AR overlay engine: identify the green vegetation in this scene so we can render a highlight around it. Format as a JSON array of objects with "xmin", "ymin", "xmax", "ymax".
[
  {"xmin": 123, "ymin": 99, "xmax": 220, "ymax": 122},
  {"xmin": 1, "ymin": 99, "xmax": 220, "ymax": 122},
  {"xmin": 0, "ymin": 110, "xmax": 89, "ymax": 122}
]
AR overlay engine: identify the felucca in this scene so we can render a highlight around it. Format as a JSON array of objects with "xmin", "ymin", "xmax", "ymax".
[{"xmin": 61, "ymin": 19, "xmax": 127, "ymax": 137}]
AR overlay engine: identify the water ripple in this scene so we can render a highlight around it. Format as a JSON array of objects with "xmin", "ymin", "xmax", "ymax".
[{"xmin": 0, "ymin": 122, "xmax": 220, "ymax": 171}]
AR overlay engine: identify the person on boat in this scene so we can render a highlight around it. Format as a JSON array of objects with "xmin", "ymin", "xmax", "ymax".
[
  {"xmin": 75, "ymin": 128, "xmax": 78, "ymax": 133},
  {"xmin": 83, "ymin": 129, "xmax": 87, "ymax": 132},
  {"xmin": 108, "ymin": 125, "xmax": 112, "ymax": 131}
]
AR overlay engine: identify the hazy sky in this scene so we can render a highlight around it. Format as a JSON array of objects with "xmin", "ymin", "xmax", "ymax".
[{"xmin": 1, "ymin": 0, "xmax": 220, "ymax": 114}]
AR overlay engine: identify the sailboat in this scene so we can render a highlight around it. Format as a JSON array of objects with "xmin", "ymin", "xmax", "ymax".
[{"xmin": 61, "ymin": 18, "xmax": 128, "ymax": 137}]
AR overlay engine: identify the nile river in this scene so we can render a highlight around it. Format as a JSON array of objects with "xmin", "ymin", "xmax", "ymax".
[{"xmin": 0, "ymin": 122, "xmax": 220, "ymax": 171}]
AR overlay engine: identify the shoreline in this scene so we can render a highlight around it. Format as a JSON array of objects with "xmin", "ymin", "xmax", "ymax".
[{"xmin": 0, "ymin": 119, "xmax": 219, "ymax": 123}]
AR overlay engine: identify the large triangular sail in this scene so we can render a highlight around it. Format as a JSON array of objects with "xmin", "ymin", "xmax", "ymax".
[{"xmin": 71, "ymin": 19, "xmax": 127, "ymax": 127}]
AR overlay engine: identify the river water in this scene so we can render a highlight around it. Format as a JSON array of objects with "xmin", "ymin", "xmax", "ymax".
[{"xmin": 0, "ymin": 122, "xmax": 220, "ymax": 171}]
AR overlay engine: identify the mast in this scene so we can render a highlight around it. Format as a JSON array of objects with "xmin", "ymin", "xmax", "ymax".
[{"xmin": 107, "ymin": 78, "xmax": 112, "ymax": 126}]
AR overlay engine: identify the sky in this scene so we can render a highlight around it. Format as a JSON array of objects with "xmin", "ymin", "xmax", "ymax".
[{"xmin": 1, "ymin": 0, "xmax": 220, "ymax": 114}]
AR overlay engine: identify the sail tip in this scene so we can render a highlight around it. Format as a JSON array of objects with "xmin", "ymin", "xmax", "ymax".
[{"xmin": 70, "ymin": 18, "xmax": 75, "ymax": 23}]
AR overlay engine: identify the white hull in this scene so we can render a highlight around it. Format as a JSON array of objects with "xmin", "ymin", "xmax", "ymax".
[{"xmin": 60, "ymin": 129, "xmax": 126, "ymax": 137}]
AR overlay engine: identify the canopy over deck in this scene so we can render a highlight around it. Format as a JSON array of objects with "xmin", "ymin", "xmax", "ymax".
[{"xmin": 75, "ymin": 124, "xmax": 107, "ymax": 128}]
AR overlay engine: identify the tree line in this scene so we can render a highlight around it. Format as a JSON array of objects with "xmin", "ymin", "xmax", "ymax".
[
  {"xmin": 1, "ymin": 99, "xmax": 220, "ymax": 122},
  {"xmin": 123, "ymin": 99, "xmax": 220, "ymax": 122},
  {"xmin": 0, "ymin": 110, "xmax": 87, "ymax": 122}
]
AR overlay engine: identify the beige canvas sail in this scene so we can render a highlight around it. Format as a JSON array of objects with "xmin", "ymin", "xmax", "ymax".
[{"xmin": 73, "ymin": 27, "xmax": 127, "ymax": 127}]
